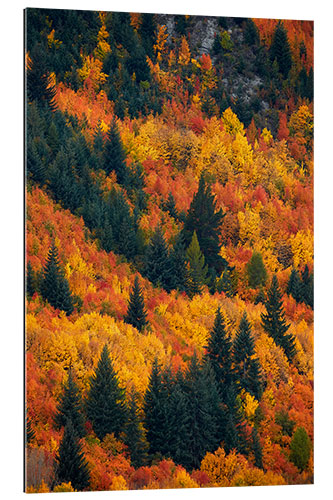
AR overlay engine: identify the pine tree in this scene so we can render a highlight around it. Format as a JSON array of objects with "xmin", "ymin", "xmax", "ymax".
[
  {"xmin": 143, "ymin": 358, "xmax": 168, "ymax": 457},
  {"xmin": 168, "ymin": 232, "xmax": 189, "ymax": 292},
  {"xmin": 300, "ymin": 264, "xmax": 314, "ymax": 308},
  {"xmin": 251, "ymin": 427, "xmax": 263, "ymax": 469},
  {"xmin": 54, "ymin": 368, "xmax": 86, "ymax": 438},
  {"xmin": 27, "ymin": 43, "xmax": 57, "ymax": 111},
  {"xmin": 26, "ymin": 415, "xmax": 35, "ymax": 444},
  {"xmin": 233, "ymin": 313, "xmax": 263, "ymax": 401},
  {"xmin": 217, "ymin": 266, "xmax": 238, "ymax": 297},
  {"xmin": 244, "ymin": 18, "xmax": 260, "ymax": 46},
  {"xmin": 103, "ymin": 117, "xmax": 127, "ymax": 183},
  {"xmin": 163, "ymin": 192, "xmax": 179, "ymax": 220},
  {"xmin": 124, "ymin": 276, "xmax": 148, "ymax": 332},
  {"xmin": 26, "ymin": 261, "xmax": 36, "ymax": 299},
  {"xmin": 261, "ymin": 275, "xmax": 297, "ymax": 362},
  {"xmin": 55, "ymin": 419, "xmax": 90, "ymax": 491},
  {"xmin": 124, "ymin": 390, "xmax": 148, "ymax": 468},
  {"xmin": 143, "ymin": 225, "xmax": 173, "ymax": 291},
  {"xmin": 224, "ymin": 381, "xmax": 248, "ymax": 455},
  {"xmin": 269, "ymin": 21, "xmax": 292, "ymax": 78},
  {"xmin": 186, "ymin": 231, "xmax": 209, "ymax": 297},
  {"xmin": 246, "ymin": 251, "xmax": 267, "ymax": 289},
  {"xmin": 40, "ymin": 242, "xmax": 74, "ymax": 315},
  {"xmin": 205, "ymin": 308, "xmax": 233, "ymax": 402},
  {"xmin": 287, "ymin": 268, "xmax": 302, "ymax": 302},
  {"xmin": 181, "ymin": 174, "xmax": 227, "ymax": 275},
  {"xmin": 86, "ymin": 344, "xmax": 127, "ymax": 440}
]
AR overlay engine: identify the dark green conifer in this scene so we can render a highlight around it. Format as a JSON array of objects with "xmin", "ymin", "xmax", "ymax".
[
  {"xmin": 233, "ymin": 313, "xmax": 263, "ymax": 400},
  {"xmin": 104, "ymin": 117, "xmax": 127, "ymax": 183},
  {"xmin": 300, "ymin": 264, "xmax": 313, "ymax": 308},
  {"xmin": 55, "ymin": 419, "xmax": 90, "ymax": 491},
  {"xmin": 261, "ymin": 275, "xmax": 297, "ymax": 361},
  {"xmin": 124, "ymin": 390, "xmax": 148, "ymax": 468},
  {"xmin": 26, "ymin": 138, "xmax": 47, "ymax": 185},
  {"xmin": 168, "ymin": 232, "xmax": 189, "ymax": 292},
  {"xmin": 217, "ymin": 266, "xmax": 238, "ymax": 297},
  {"xmin": 143, "ymin": 225, "xmax": 173, "ymax": 291},
  {"xmin": 287, "ymin": 268, "xmax": 302, "ymax": 302},
  {"xmin": 54, "ymin": 368, "xmax": 86, "ymax": 438},
  {"xmin": 86, "ymin": 344, "xmax": 127, "ymax": 440},
  {"xmin": 143, "ymin": 358, "xmax": 168, "ymax": 457},
  {"xmin": 251, "ymin": 427, "xmax": 263, "ymax": 469},
  {"xmin": 185, "ymin": 231, "xmax": 209, "ymax": 297},
  {"xmin": 163, "ymin": 192, "xmax": 179, "ymax": 220},
  {"xmin": 26, "ymin": 261, "xmax": 36, "ymax": 299},
  {"xmin": 124, "ymin": 276, "xmax": 148, "ymax": 332},
  {"xmin": 181, "ymin": 174, "xmax": 227, "ymax": 275},
  {"xmin": 205, "ymin": 308, "xmax": 233, "ymax": 401},
  {"xmin": 269, "ymin": 21, "xmax": 292, "ymax": 78},
  {"xmin": 27, "ymin": 43, "xmax": 57, "ymax": 111},
  {"xmin": 26, "ymin": 415, "xmax": 35, "ymax": 444},
  {"xmin": 246, "ymin": 251, "xmax": 267, "ymax": 289},
  {"xmin": 244, "ymin": 18, "xmax": 260, "ymax": 46},
  {"xmin": 40, "ymin": 242, "xmax": 74, "ymax": 315},
  {"xmin": 289, "ymin": 426, "xmax": 311, "ymax": 472}
]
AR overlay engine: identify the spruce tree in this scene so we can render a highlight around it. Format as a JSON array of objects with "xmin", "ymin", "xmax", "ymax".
[
  {"xmin": 163, "ymin": 192, "xmax": 179, "ymax": 220},
  {"xmin": 289, "ymin": 427, "xmax": 311, "ymax": 472},
  {"xmin": 26, "ymin": 261, "xmax": 36, "ymax": 299},
  {"xmin": 168, "ymin": 232, "xmax": 189, "ymax": 292},
  {"xmin": 124, "ymin": 276, "xmax": 148, "ymax": 332},
  {"xmin": 224, "ymin": 381, "xmax": 248, "ymax": 455},
  {"xmin": 27, "ymin": 43, "xmax": 57, "ymax": 111},
  {"xmin": 233, "ymin": 313, "xmax": 263, "ymax": 401},
  {"xmin": 205, "ymin": 308, "xmax": 233, "ymax": 402},
  {"xmin": 181, "ymin": 174, "xmax": 227, "ymax": 275},
  {"xmin": 26, "ymin": 415, "xmax": 35, "ymax": 444},
  {"xmin": 143, "ymin": 225, "xmax": 173, "ymax": 291},
  {"xmin": 186, "ymin": 231, "xmax": 209, "ymax": 297},
  {"xmin": 143, "ymin": 358, "xmax": 168, "ymax": 457},
  {"xmin": 261, "ymin": 275, "xmax": 297, "ymax": 362},
  {"xmin": 103, "ymin": 117, "xmax": 127, "ymax": 183},
  {"xmin": 124, "ymin": 390, "xmax": 148, "ymax": 468},
  {"xmin": 269, "ymin": 21, "xmax": 292, "ymax": 78},
  {"xmin": 54, "ymin": 368, "xmax": 86, "ymax": 438},
  {"xmin": 86, "ymin": 344, "xmax": 127, "ymax": 440},
  {"xmin": 55, "ymin": 419, "xmax": 90, "ymax": 491},
  {"xmin": 287, "ymin": 268, "xmax": 302, "ymax": 303},
  {"xmin": 300, "ymin": 264, "xmax": 314, "ymax": 308},
  {"xmin": 40, "ymin": 242, "xmax": 74, "ymax": 315},
  {"xmin": 251, "ymin": 427, "xmax": 263, "ymax": 469},
  {"xmin": 246, "ymin": 251, "xmax": 267, "ymax": 289},
  {"xmin": 217, "ymin": 266, "xmax": 238, "ymax": 297}
]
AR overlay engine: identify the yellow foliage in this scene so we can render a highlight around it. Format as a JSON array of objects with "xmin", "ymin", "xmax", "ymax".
[
  {"xmin": 95, "ymin": 25, "xmax": 111, "ymax": 60},
  {"xmin": 178, "ymin": 37, "xmax": 191, "ymax": 65},
  {"xmin": 26, "ymin": 479, "xmax": 50, "ymax": 493},
  {"xmin": 154, "ymin": 25, "xmax": 169, "ymax": 62},
  {"xmin": 232, "ymin": 467, "xmax": 285, "ymax": 486},
  {"xmin": 255, "ymin": 333, "xmax": 289, "ymax": 384},
  {"xmin": 238, "ymin": 205, "xmax": 261, "ymax": 245},
  {"xmin": 110, "ymin": 475, "xmax": 128, "ymax": 490},
  {"xmin": 77, "ymin": 56, "xmax": 108, "ymax": 90},
  {"xmin": 227, "ymin": 132, "xmax": 253, "ymax": 174},
  {"xmin": 289, "ymin": 104, "xmax": 313, "ymax": 139},
  {"xmin": 241, "ymin": 390, "xmax": 259, "ymax": 422},
  {"xmin": 53, "ymin": 482, "xmax": 75, "ymax": 492},
  {"xmin": 65, "ymin": 241, "xmax": 96, "ymax": 297},
  {"xmin": 222, "ymin": 107, "xmax": 245, "ymax": 136},
  {"xmin": 290, "ymin": 229, "xmax": 313, "ymax": 268},
  {"xmin": 201, "ymin": 447, "xmax": 249, "ymax": 487},
  {"xmin": 172, "ymin": 469, "xmax": 199, "ymax": 488},
  {"xmin": 261, "ymin": 127, "xmax": 273, "ymax": 145}
]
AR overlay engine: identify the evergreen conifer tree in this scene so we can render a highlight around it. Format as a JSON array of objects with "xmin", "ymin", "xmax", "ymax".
[
  {"xmin": 26, "ymin": 261, "xmax": 36, "ymax": 299},
  {"xmin": 40, "ymin": 242, "xmax": 74, "ymax": 315},
  {"xmin": 55, "ymin": 419, "xmax": 90, "ymax": 491},
  {"xmin": 181, "ymin": 174, "xmax": 227, "ymax": 275},
  {"xmin": 26, "ymin": 415, "xmax": 35, "ymax": 444},
  {"xmin": 104, "ymin": 117, "xmax": 127, "ymax": 183},
  {"xmin": 143, "ymin": 358, "xmax": 168, "ymax": 457},
  {"xmin": 261, "ymin": 275, "xmax": 297, "ymax": 361},
  {"xmin": 287, "ymin": 268, "xmax": 302, "ymax": 302},
  {"xmin": 224, "ymin": 381, "xmax": 248, "ymax": 455},
  {"xmin": 54, "ymin": 368, "xmax": 86, "ymax": 438},
  {"xmin": 233, "ymin": 313, "xmax": 263, "ymax": 400},
  {"xmin": 124, "ymin": 390, "xmax": 148, "ymax": 468},
  {"xmin": 246, "ymin": 251, "xmax": 267, "ymax": 289},
  {"xmin": 217, "ymin": 266, "xmax": 238, "ymax": 297},
  {"xmin": 186, "ymin": 231, "xmax": 209, "ymax": 297},
  {"xmin": 289, "ymin": 427, "xmax": 311, "ymax": 472},
  {"xmin": 168, "ymin": 232, "xmax": 189, "ymax": 292},
  {"xmin": 143, "ymin": 225, "xmax": 173, "ymax": 291},
  {"xmin": 251, "ymin": 427, "xmax": 263, "ymax": 469},
  {"xmin": 300, "ymin": 264, "xmax": 314, "ymax": 308},
  {"xmin": 269, "ymin": 21, "xmax": 292, "ymax": 78},
  {"xmin": 124, "ymin": 276, "xmax": 148, "ymax": 332},
  {"xmin": 27, "ymin": 43, "xmax": 57, "ymax": 111},
  {"xmin": 86, "ymin": 344, "xmax": 127, "ymax": 440},
  {"xmin": 205, "ymin": 308, "xmax": 233, "ymax": 402},
  {"xmin": 163, "ymin": 192, "xmax": 179, "ymax": 220}
]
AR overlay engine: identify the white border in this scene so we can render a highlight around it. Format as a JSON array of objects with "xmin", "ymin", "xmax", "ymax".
[{"xmin": 1, "ymin": 1, "xmax": 331, "ymax": 499}]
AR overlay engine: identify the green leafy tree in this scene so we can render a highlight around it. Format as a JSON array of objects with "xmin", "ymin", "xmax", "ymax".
[
  {"xmin": 54, "ymin": 368, "xmax": 86, "ymax": 438},
  {"xmin": 246, "ymin": 251, "xmax": 267, "ymax": 289},
  {"xmin": 86, "ymin": 344, "xmax": 127, "ymax": 440},
  {"xmin": 124, "ymin": 390, "xmax": 148, "ymax": 468},
  {"xmin": 124, "ymin": 276, "xmax": 148, "ymax": 332},
  {"xmin": 181, "ymin": 174, "xmax": 227, "ymax": 275},
  {"xmin": 186, "ymin": 231, "xmax": 209, "ymax": 297},
  {"xmin": 233, "ymin": 313, "xmax": 263, "ymax": 401},
  {"xmin": 289, "ymin": 427, "xmax": 311, "ymax": 472},
  {"xmin": 261, "ymin": 275, "xmax": 297, "ymax": 361},
  {"xmin": 269, "ymin": 21, "xmax": 292, "ymax": 78},
  {"xmin": 40, "ymin": 242, "xmax": 74, "ymax": 315},
  {"xmin": 55, "ymin": 419, "xmax": 90, "ymax": 491}
]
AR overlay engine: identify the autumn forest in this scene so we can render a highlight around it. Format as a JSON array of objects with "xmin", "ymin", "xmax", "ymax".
[{"xmin": 25, "ymin": 8, "xmax": 313, "ymax": 493}]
